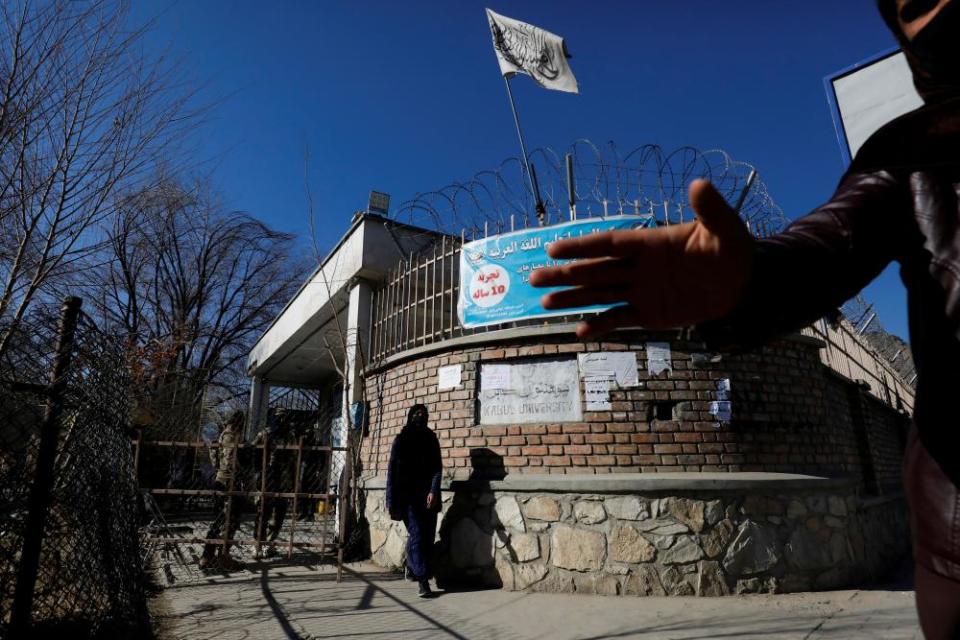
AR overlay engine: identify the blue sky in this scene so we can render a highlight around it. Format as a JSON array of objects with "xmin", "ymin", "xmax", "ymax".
[{"xmin": 133, "ymin": 1, "xmax": 910, "ymax": 338}]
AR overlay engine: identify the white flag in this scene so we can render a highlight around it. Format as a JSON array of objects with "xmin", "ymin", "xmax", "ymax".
[{"xmin": 486, "ymin": 8, "xmax": 579, "ymax": 94}]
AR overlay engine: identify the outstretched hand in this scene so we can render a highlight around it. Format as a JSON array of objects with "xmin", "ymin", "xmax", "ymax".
[{"xmin": 528, "ymin": 180, "xmax": 755, "ymax": 339}]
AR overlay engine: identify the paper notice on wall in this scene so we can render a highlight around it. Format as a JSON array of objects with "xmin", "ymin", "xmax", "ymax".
[
  {"xmin": 646, "ymin": 342, "xmax": 672, "ymax": 376},
  {"xmin": 438, "ymin": 364, "xmax": 462, "ymax": 391},
  {"xmin": 482, "ymin": 364, "xmax": 512, "ymax": 390},
  {"xmin": 578, "ymin": 352, "xmax": 639, "ymax": 388},
  {"xmin": 479, "ymin": 359, "xmax": 582, "ymax": 424},
  {"xmin": 584, "ymin": 377, "xmax": 612, "ymax": 411},
  {"xmin": 716, "ymin": 378, "xmax": 731, "ymax": 401},
  {"xmin": 709, "ymin": 401, "xmax": 732, "ymax": 423}
]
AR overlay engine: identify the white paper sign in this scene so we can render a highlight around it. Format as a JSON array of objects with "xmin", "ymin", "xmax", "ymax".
[
  {"xmin": 646, "ymin": 342, "xmax": 672, "ymax": 376},
  {"xmin": 709, "ymin": 401, "xmax": 732, "ymax": 423},
  {"xmin": 482, "ymin": 364, "xmax": 512, "ymax": 390},
  {"xmin": 716, "ymin": 378, "xmax": 731, "ymax": 401},
  {"xmin": 584, "ymin": 377, "xmax": 612, "ymax": 411},
  {"xmin": 479, "ymin": 360, "xmax": 582, "ymax": 424},
  {"xmin": 578, "ymin": 352, "xmax": 639, "ymax": 388},
  {"xmin": 438, "ymin": 364, "xmax": 462, "ymax": 391}
]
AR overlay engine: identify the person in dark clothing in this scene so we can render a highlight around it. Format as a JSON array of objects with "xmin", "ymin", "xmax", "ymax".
[
  {"xmin": 253, "ymin": 409, "xmax": 296, "ymax": 557},
  {"xmin": 386, "ymin": 404, "xmax": 442, "ymax": 597},
  {"xmin": 298, "ymin": 417, "xmax": 325, "ymax": 521},
  {"xmin": 530, "ymin": 2, "xmax": 960, "ymax": 636}
]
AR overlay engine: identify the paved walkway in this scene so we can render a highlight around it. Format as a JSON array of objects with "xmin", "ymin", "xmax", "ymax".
[{"xmin": 153, "ymin": 561, "xmax": 922, "ymax": 640}]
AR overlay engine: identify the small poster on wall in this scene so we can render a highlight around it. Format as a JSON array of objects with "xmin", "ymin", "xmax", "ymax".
[
  {"xmin": 437, "ymin": 364, "xmax": 462, "ymax": 390},
  {"xmin": 709, "ymin": 401, "xmax": 732, "ymax": 423},
  {"xmin": 584, "ymin": 378, "xmax": 612, "ymax": 411},
  {"xmin": 646, "ymin": 342, "xmax": 672, "ymax": 376},
  {"xmin": 577, "ymin": 352, "xmax": 639, "ymax": 388},
  {"xmin": 716, "ymin": 378, "xmax": 731, "ymax": 401}
]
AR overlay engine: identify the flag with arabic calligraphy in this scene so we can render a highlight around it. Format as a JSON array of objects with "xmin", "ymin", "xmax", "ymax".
[
  {"xmin": 458, "ymin": 216, "xmax": 655, "ymax": 328},
  {"xmin": 485, "ymin": 8, "xmax": 579, "ymax": 94}
]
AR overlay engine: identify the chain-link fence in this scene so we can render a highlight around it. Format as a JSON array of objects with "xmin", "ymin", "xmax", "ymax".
[
  {"xmin": 0, "ymin": 298, "xmax": 148, "ymax": 639},
  {"xmin": 136, "ymin": 387, "xmax": 353, "ymax": 585}
]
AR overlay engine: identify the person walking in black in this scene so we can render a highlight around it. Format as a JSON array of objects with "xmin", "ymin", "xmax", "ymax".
[{"xmin": 386, "ymin": 404, "xmax": 442, "ymax": 597}]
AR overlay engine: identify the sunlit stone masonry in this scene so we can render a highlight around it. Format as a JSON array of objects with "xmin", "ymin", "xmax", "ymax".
[{"xmin": 365, "ymin": 473, "xmax": 906, "ymax": 595}]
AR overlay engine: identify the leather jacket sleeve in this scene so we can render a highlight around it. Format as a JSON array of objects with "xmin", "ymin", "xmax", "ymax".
[{"xmin": 698, "ymin": 170, "xmax": 911, "ymax": 349}]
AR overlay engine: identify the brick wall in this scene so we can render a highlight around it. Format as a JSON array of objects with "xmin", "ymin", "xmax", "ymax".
[
  {"xmin": 860, "ymin": 391, "xmax": 910, "ymax": 492},
  {"xmin": 361, "ymin": 331, "xmax": 909, "ymax": 492}
]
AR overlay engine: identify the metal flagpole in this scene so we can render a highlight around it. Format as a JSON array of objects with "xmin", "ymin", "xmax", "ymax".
[{"xmin": 503, "ymin": 75, "xmax": 547, "ymax": 224}]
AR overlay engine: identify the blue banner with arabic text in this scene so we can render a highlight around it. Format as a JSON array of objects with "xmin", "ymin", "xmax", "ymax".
[{"xmin": 457, "ymin": 216, "xmax": 656, "ymax": 328}]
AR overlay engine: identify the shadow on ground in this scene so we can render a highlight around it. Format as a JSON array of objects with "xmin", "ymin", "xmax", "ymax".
[{"xmin": 152, "ymin": 559, "xmax": 921, "ymax": 640}]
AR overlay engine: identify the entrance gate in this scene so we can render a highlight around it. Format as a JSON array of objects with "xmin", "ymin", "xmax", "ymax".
[{"xmin": 136, "ymin": 387, "xmax": 353, "ymax": 580}]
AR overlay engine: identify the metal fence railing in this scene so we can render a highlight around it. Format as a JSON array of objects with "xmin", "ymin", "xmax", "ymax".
[
  {"xmin": 0, "ymin": 298, "xmax": 149, "ymax": 638},
  {"xmin": 369, "ymin": 228, "xmax": 599, "ymax": 364},
  {"xmin": 369, "ymin": 234, "xmax": 461, "ymax": 362},
  {"xmin": 137, "ymin": 440, "xmax": 344, "ymax": 564},
  {"xmin": 136, "ymin": 392, "xmax": 354, "ymax": 584}
]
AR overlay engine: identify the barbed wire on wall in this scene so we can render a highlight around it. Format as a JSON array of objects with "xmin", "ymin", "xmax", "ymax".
[
  {"xmin": 374, "ymin": 140, "xmax": 912, "ymax": 389},
  {"xmin": 840, "ymin": 295, "xmax": 916, "ymax": 387},
  {"xmin": 388, "ymin": 140, "xmax": 790, "ymax": 238}
]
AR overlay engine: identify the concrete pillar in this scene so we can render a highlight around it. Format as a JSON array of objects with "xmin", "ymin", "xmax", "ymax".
[
  {"xmin": 345, "ymin": 279, "xmax": 372, "ymax": 406},
  {"xmin": 247, "ymin": 376, "xmax": 269, "ymax": 441},
  {"xmin": 333, "ymin": 279, "xmax": 372, "ymax": 538}
]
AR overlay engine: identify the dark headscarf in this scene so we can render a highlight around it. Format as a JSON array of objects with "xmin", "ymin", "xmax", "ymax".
[
  {"xmin": 403, "ymin": 404, "xmax": 429, "ymax": 433},
  {"xmin": 878, "ymin": 0, "xmax": 960, "ymax": 104},
  {"xmin": 396, "ymin": 404, "xmax": 435, "ymax": 474}
]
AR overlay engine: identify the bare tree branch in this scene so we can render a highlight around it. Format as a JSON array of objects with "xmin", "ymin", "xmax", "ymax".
[
  {"xmin": 0, "ymin": 0, "xmax": 200, "ymax": 357},
  {"xmin": 84, "ymin": 176, "xmax": 304, "ymax": 440}
]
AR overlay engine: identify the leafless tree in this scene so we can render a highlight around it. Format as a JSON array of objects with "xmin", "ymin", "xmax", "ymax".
[
  {"xmin": 0, "ymin": 0, "xmax": 197, "ymax": 356},
  {"xmin": 86, "ymin": 177, "xmax": 302, "ymax": 439}
]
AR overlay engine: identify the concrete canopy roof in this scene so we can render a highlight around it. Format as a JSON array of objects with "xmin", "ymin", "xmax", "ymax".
[{"xmin": 246, "ymin": 213, "xmax": 446, "ymax": 388}]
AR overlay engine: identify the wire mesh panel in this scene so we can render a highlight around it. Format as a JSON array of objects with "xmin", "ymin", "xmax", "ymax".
[
  {"xmin": 0, "ymin": 309, "xmax": 58, "ymax": 635},
  {"xmin": 0, "ymin": 300, "xmax": 149, "ymax": 638}
]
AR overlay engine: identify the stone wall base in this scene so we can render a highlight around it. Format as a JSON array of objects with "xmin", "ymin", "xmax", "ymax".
[{"xmin": 363, "ymin": 474, "xmax": 908, "ymax": 596}]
